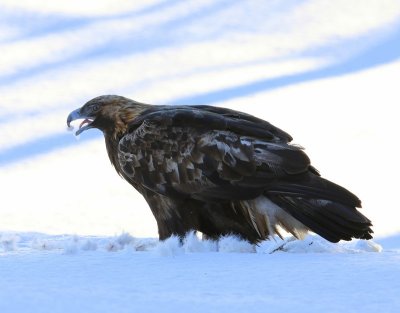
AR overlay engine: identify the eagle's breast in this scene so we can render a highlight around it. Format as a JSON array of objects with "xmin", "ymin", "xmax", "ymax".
[{"xmin": 117, "ymin": 122, "xmax": 206, "ymax": 196}]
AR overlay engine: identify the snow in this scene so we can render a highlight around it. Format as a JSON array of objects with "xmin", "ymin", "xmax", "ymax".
[
  {"xmin": 1, "ymin": 1, "xmax": 400, "ymax": 312},
  {"xmin": 0, "ymin": 233, "xmax": 398, "ymax": 313}
]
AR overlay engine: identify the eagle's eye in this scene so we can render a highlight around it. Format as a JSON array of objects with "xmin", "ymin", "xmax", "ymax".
[{"xmin": 91, "ymin": 104, "xmax": 100, "ymax": 112}]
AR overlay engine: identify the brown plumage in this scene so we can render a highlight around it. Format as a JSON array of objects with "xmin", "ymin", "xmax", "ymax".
[{"xmin": 67, "ymin": 95, "xmax": 373, "ymax": 243}]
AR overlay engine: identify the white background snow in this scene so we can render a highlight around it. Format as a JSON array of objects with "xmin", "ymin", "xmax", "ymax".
[{"xmin": 1, "ymin": 1, "xmax": 400, "ymax": 312}]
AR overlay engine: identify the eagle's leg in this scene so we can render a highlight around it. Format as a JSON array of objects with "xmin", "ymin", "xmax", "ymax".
[
  {"xmin": 156, "ymin": 220, "xmax": 186, "ymax": 242},
  {"xmin": 144, "ymin": 191, "xmax": 198, "ymax": 241}
]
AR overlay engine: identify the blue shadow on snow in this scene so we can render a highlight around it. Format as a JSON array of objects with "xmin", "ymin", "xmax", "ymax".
[{"xmin": 0, "ymin": 28, "xmax": 399, "ymax": 166}]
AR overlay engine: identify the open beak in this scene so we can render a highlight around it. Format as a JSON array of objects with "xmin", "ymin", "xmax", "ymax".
[{"xmin": 67, "ymin": 108, "xmax": 94, "ymax": 136}]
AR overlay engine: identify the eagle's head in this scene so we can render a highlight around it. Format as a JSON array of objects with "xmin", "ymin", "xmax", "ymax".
[{"xmin": 67, "ymin": 95, "xmax": 149, "ymax": 138}]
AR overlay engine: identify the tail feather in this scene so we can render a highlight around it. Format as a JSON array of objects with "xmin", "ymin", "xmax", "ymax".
[{"xmin": 270, "ymin": 195, "xmax": 373, "ymax": 242}]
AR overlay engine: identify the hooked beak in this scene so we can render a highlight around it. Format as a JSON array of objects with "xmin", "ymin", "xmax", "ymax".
[{"xmin": 67, "ymin": 108, "xmax": 94, "ymax": 136}]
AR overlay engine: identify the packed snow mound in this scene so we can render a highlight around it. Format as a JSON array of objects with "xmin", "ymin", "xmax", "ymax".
[
  {"xmin": 0, "ymin": 232, "xmax": 383, "ymax": 256},
  {"xmin": 0, "ymin": 233, "xmax": 20, "ymax": 252}
]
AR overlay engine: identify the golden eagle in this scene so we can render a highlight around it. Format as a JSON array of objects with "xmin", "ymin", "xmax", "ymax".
[{"xmin": 67, "ymin": 95, "xmax": 373, "ymax": 243}]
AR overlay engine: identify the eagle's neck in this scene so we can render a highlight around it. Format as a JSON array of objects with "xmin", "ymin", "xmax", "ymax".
[
  {"xmin": 104, "ymin": 132, "xmax": 145, "ymax": 194},
  {"xmin": 104, "ymin": 134, "xmax": 123, "ymax": 176},
  {"xmin": 101, "ymin": 102, "xmax": 152, "ymax": 193},
  {"xmin": 102, "ymin": 104, "xmax": 149, "ymax": 172}
]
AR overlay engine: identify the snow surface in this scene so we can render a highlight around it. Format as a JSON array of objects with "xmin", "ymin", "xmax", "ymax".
[
  {"xmin": 0, "ymin": 232, "xmax": 397, "ymax": 313},
  {"xmin": 1, "ymin": 1, "xmax": 400, "ymax": 312}
]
